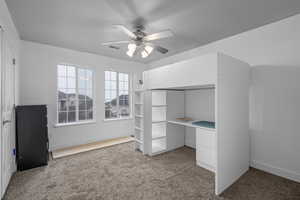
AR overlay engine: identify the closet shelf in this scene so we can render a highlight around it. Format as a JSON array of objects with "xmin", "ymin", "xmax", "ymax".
[
  {"xmin": 152, "ymin": 135, "xmax": 166, "ymax": 140},
  {"xmin": 152, "ymin": 105, "xmax": 167, "ymax": 107},
  {"xmin": 135, "ymin": 115, "xmax": 143, "ymax": 118},
  {"xmin": 135, "ymin": 103, "xmax": 143, "ymax": 105},
  {"xmin": 152, "ymin": 120, "xmax": 166, "ymax": 124},
  {"xmin": 135, "ymin": 127, "xmax": 143, "ymax": 131},
  {"xmin": 134, "ymin": 139, "xmax": 142, "ymax": 144}
]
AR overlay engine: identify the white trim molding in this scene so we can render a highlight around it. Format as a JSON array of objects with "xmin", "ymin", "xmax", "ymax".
[{"xmin": 251, "ymin": 160, "xmax": 300, "ymax": 183}]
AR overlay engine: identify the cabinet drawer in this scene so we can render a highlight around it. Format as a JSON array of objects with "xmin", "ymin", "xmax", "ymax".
[{"xmin": 196, "ymin": 128, "xmax": 215, "ymax": 149}]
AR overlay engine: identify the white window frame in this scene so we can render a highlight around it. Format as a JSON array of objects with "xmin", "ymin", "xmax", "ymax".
[
  {"xmin": 104, "ymin": 70, "xmax": 132, "ymax": 121},
  {"xmin": 55, "ymin": 64, "xmax": 96, "ymax": 127}
]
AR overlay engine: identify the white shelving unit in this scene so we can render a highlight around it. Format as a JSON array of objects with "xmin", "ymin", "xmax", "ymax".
[
  {"xmin": 152, "ymin": 137, "xmax": 167, "ymax": 154},
  {"xmin": 134, "ymin": 90, "xmax": 144, "ymax": 152},
  {"xmin": 150, "ymin": 91, "xmax": 167, "ymax": 155},
  {"xmin": 152, "ymin": 123, "xmax": 166, "ymax": 139}
]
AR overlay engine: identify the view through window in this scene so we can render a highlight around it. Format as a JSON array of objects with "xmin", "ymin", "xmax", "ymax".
[
  {"xmin": 57, "ymin": 64, "xmax": 94, "ymax": 124},
  {"xmin": 105, "ymin": 71, "xmax": 130, "ymax": 119}
]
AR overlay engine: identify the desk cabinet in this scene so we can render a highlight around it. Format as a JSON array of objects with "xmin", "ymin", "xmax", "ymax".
[{"xmin": 196, "ymin": 128, "xmax": 216, "ymax": 172}]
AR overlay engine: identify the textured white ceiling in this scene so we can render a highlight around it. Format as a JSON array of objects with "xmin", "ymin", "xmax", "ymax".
[{"xmin": 6, "ymin": 0, "xmax": 300, "ymax": 63}]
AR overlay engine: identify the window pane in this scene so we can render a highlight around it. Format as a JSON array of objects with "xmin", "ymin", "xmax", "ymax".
[
  {"xmin": 67, "ymin": 77, "xmax": 76, "ymax": 89},
  {"xmin": 67, "ymin": 89, "xmax": 76, "ymax": 100},
  {"xmin": 86, "ymin": 89, "xmax": 93, "ymax": 99},
  {"xmin": 123, "ymin": 74, "xmax": 128, "ymax": 81},
  {"xmin": 111, "ymin": 72, "xmax": 117, "ymax": 80},
  {"xmin": 105, "ymin": 81, "xmax": 111, "ymax": 90},
  {"xmin": 87, "ymin": 79, "xmax": 92, "ymax": 89},
  {"xmin": 78, "ymin": 89, "xmax": 86, "ymax": 100},
  {"xmin": 105, "ymin": 90, "xmax": 110, "ymax": 100},
  {"xmin": 78, "ymin": 69, "xmax": 86, "ymax": 80},
  {"xmin": 86, "ymin": 100, "xmax": 93, "ymax": 110},
  {"xmin": 111, "ymin": 97, "xmax": 117, "ymax": 106},
  {"xmin": 79, "ymin": 101, "xmax": 86, "ymax": 110},
  {"xmin": 58, "ymin": 89, "xmax": 67, "ymax": 99},
  {"xmin": 68, "ymin": 100, "xmax": 76, "ymax": 111},
  {"xmin": 111, "ymin": 81, "xmax": 117, "ymax": 90},
  {"xmin": 58, "ymin": 100, "xmax": 67, "ymax": 111},
  {"xmin": 105, "ymin": 71, "xmax": 110, "ymax": 80},
  {"xmin": 67, "ymin": 66, "xmax": 76, "ymax": 77},
  {"xmin": 87, "ymin": 110, "xmax": 93, "ymax": 120},
  {"xmin": 58, "ymin": 77, "xmax": 67, "ymax": 89},
  {"xmin": 58, "ymin": 112, "xmax": 67, "ymax": 123},
  {"xmin": 86, "ymin": 70, "xmax": 93, "ymax": 80},
  {"xmin": 79, "ymin": 111, "xmax": 86, "ymax": 121},
  {"xmin": 78, "ymin": 78, "xmax": 86, "ymax": 89},
  {"xmin": 105, "ymin": 107, "xmax": 117, "ymax": 119},
  {"xmin": 124, "ymin": 82, "xmax": 128, "ymax": 90},
  {"xmin": 58, "ymin": 65, "xmax": 67, "ymax": 77},
  {"xmin": 119, "ymin": 105, "xmax": 130, "ymax": 117},
  {"xmin": 119, "ymin": 73, "xmax": 124, "ymax": 81},
  {"xmin": 111, "ymin": 90, "xmax": 117, "ymax": 99},
  {"xmin": 68, "ymin": 111, "xmax": 76, "ymax": 122}
]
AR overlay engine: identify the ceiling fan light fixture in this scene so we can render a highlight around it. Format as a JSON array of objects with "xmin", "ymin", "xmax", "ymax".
[
  {"xmin": 126, "ymin": 43, "xmax": 137, "ymax": 57},
  {"xmin": 126, "ymin": 50, "xmax": 134, "ymax": 57},
  {"xmin": 128, "ymin": 43, "xmax": 137, "ymax": 50},
  {"xmin": 144, "ymin": 45, "xmax": 154, "ymax": 54},
  {"xmin": 141, "ymin": 50, "xmax": 149, "ymax": 58}
]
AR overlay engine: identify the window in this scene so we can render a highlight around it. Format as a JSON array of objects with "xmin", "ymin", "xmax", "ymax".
[
  {"xmin": 105, "ymin": 71, "xmax": 130, "ymax": 119},
  {"xmin": 57, "ymin": 64, "xmax": 94, "ymax": 124}
]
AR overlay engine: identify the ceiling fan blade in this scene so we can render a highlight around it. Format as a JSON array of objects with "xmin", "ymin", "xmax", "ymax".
[
  {"xmin": 154, "ymin": 45, "xmax": 169, "ymax": 54},
  {"xmin": 114, "ymin": 25, "xmax": 137, "ymax": 39},
  {"xmin": 102, "ymin": 40, "xmax": 130, "ymax": 46},
  {"xmin": 144, "ymin": 30, "xmax": 174, "ymax": 41}
]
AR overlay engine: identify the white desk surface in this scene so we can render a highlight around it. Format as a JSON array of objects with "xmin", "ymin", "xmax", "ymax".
[{"xmin": 167, "ymin": 119, "xmax": 216, "ymax": 132}]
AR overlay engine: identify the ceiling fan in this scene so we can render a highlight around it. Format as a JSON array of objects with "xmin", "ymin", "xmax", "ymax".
[{"xmin": 102, "ymin": 25, "xmax": 174, "ymax": 58}]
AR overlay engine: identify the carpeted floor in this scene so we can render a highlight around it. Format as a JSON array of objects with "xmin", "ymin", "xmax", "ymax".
[{"xmin": 4, "ymin": 142, "xmax": 300, "ymax": 200}]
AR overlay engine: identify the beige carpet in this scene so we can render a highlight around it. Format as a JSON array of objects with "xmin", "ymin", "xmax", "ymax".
[{"xmin": 4, "ymin": 142, "xmax": 300, "ymax": 200}]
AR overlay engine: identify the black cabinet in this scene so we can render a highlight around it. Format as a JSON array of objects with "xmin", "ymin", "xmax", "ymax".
[{"xmin": 16, "ymin": 105, "xmax": 49, "ymax": 171}]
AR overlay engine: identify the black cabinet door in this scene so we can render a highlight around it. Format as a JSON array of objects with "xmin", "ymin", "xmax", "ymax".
[{"xmin": 16, "ymin": 105, "xmax": 48, "ymax": 171}]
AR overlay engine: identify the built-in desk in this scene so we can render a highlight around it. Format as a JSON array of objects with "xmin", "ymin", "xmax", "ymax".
[
  {"xmin": 167, "ymin": 119, "xmax": 216, "ymax": 172},
  {"xmin": 167, "ymin": 120, "xmax": 215, "ymax": 131}
]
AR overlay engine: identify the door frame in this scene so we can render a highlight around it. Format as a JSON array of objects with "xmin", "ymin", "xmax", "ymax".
[
  {"xmin": 0, "ymin": 24, "xmax": 16, "ymax": 198},
  {"xmin": 0, "ymin": 24, "xmax": 3, "ymax": 198}
]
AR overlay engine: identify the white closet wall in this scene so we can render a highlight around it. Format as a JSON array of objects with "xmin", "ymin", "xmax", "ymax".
[{"xmin": 215, "ymin": 54, "xmax": 250, "ymax": 194}]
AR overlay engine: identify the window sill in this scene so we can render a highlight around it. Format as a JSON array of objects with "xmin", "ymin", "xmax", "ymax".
[
  {"xmin": 103, "ymin": 117, "xmax": 133, "ymax": 122},
  {"xmin": 54, "ymin": 120, "xmax": 96, "ymax": 128}
]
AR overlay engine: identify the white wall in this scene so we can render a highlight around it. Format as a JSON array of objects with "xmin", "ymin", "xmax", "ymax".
[
  {"xmin": 0, "ymin": 0, "xmax": 20, "ymax": 197},
  {"xmin": 149, "ymin": 14, "xmax": 300, "ymax": 182},
  {"xmin": 184, "ymin": 89, "xmax": 215, "ymax": 148},
  {"xmin": 19, "ymin": 41, "xmax": 147, "ymax": 150}
]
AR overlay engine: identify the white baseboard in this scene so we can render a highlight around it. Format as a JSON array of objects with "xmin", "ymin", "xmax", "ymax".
[
  {"xmin": 251, "ymin": 160, "xmax": 300, "ymax": 183},
  {"xmin": 185, "ymin": 140, "xmax": 195, "ymax": 149}
]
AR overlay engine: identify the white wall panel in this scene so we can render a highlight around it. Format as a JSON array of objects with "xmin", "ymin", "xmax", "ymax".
[
  {"xmin": 144, "ymin": 54, "xmax": 217, "ymax": 89},
  {"xmin": 215, "ymin": 54, "xmax": 250, "ymax": 195}
]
